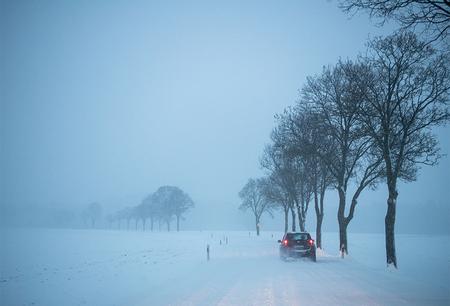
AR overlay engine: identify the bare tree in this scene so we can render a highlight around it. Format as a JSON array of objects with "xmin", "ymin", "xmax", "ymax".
[
  {"xmin": 311, "ymin": 158, "xmax": 333, "ymax": 250},
  {"xmin": 261, "ymin": 144, "xmax": 296, "ymax": 232},
  {"xmin": 118, "ymin": 207, "xmax": 134, "ymax": 230},
  {"xmin": 84, "ymin": 202, "xmax": 102, "ymax": 228},
  {"xmin": 262, "ymin": 122, "xmax": 313, "ymax": 233},
  {"xmin": 284, "ymin": 110, "xmax": 335, "ymax": 249},
  {"xmin": 340, "ymin": 0, "xmax": 450, "ymax": 45},
  {"xmin": 141, "ymin": 194, "xmax": 158, "ymax": 231},
  {"xmin": 260, "ymin": 173, "xmax": 291, "ymax": 233},
  {"xmin": 171, "ymin": 188, "xmax": 194, "ymax": 232},
  {"xmin": 238, "ymin": 178, "xmax": 274, "ymax": 236},
  {"xmin": 136, "ymin": 202, "xmax": 149, "ymax": 231},
  {"xmin": 151, "ymin": 186, "xmax": 194, "ymax": 232},
  {"xmin": 152, "ymin": 187, "xmax": 175, "ymax": 231},
  {"xmin": 132, "ymin": 206, "xmax": 140, "ymax": 230},
  {"xmin": 261, "ymin": 143, "xmax": 302, "ymax": 232},
  {"xmin": 302, "ymin": 60, "xmax": 384, "ymax": 255},
  {"xmin": 114, "ymin": 210, "xmax": 122, "ymax": 229},
  {"xmin": 361, "ymin": 32, "xmax": 450, "ymax": 267}
]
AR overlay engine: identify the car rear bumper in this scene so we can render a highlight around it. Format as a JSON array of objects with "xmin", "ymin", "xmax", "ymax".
[{"xmin": 281, "ymin": 247, "xmax": 315, "ymax": 258}]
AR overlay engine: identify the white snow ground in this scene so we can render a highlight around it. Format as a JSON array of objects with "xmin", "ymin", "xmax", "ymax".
[{"xmin": 1, "ymin": 229, "xmax": 449, "ymax": 306}]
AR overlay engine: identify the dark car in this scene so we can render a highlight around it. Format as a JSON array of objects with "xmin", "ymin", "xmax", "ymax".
[{"xmin": 278, "ymin": 232, "xmax": 316, "ymax": 262}]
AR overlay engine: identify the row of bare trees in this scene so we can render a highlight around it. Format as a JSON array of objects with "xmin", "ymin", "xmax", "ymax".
[
  {"xmin": 239, "ymin": 31, "xmax": 449, "ymax": 268},
  {"xmin": 109, "ymin": 186, "xmax": 194, "ymax": 232}
]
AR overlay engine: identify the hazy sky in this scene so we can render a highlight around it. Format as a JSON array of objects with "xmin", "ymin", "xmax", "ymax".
[{"xmin": 1, "ymin": 0, "xmax": 449, "ymax": 231}]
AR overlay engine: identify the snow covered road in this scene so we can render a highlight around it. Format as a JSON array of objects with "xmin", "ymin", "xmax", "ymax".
[{"xmin": 1, "ymin": 229, "xmax": 449, "ymax": 306}]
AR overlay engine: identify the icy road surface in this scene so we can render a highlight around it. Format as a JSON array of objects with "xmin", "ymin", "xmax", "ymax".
[{"xmin": 1, "ymin": 229, "xmax": 449, "ymax": 306}]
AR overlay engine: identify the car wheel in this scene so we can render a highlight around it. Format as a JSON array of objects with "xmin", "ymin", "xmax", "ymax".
[{"xmin": 311, "ymin": 252, "xmax": 316, "ymax": 262}]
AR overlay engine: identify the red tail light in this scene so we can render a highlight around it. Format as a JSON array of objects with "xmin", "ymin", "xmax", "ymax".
[
  {"xmin": 283, "ymin": 239, "xmax": 288, "ymax": 246},
  {"xmin": 308, "ymin": 239, "xmax": 314, "ymax": 246}
]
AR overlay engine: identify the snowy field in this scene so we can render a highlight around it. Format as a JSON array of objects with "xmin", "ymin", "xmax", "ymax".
[{"xmin": 1, "ymin": 229, "xmax": 449, "ymax": 306}]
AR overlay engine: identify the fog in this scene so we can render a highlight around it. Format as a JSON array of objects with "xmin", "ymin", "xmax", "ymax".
[
  {"xmin": 1, "ymin": 0, "xmax": 449, "ymax": 234},
  {"xmin": 2, "ymin": 1, "xmax": 450, "ymax": 306}
]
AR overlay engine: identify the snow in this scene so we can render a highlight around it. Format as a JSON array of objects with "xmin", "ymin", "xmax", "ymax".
[{"xmin": 1, "ymin": 229, "xmax": 449, "ymax": 306}]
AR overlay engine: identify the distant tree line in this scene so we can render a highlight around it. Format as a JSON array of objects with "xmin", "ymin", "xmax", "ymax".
[
  {"xmin": 239, "ymin": 31, "xmax": 449, "ymax": 268},
  {"xmin": 109, "ymin": 186, "xmax": 194, "ymax": 232}
]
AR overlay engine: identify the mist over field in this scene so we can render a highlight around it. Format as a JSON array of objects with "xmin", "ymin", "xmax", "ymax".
[
  {"xmin": 1, "ymin": 0, "xmax": 449, "ymax": 305},
  {"xmin": 1, "ymin": 0, "xmax": 449, "ymax": 234}
]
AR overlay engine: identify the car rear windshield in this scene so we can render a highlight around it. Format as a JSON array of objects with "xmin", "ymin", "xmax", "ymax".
[{"xmin": 286, "ymin": 233, "xmax": 310, "ymax": 241}]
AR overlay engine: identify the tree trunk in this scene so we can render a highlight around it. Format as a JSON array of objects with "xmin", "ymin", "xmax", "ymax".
[
  {"xmin": 176, "ymin": 215, "xmax": 180, "ymax": 232},
  {"xmin": 338, "ymin": 219, "xmax": 348, "ymax": 255},
  {"xmin": 150, "ymin": 217, "xmax": 154, "ymax": 232},
  {"xmin": 316, "ymin": 214, "xmax": 323, "ymax": 249},
  {"xmin": 135, "ymin": 219, "xmax": 138, "ymax": 231},
  {"xmin": 385, "ymin": 185, "xmax": 398, "ymax": 268},
  {"xmin": 284, "ymin": 208, "xmax": 289, "ymax": 233},
  {"xmin": 255, "ymin": 215, "xmax": 260, "ymax": 236},
  {"xmin": 314, "ymin": 188, "xmax": 323, "ymax": 249},
  {"xmin": 290, "ymin": 207, "xmax": 296, "ymax": 232},
  {"xmin": 297, "ymin": 204, "xmax": 302, "ymax": 232},
  {"xmin": 315, "ymin": 189, "xmax": 325, "ymax": 249},
  {"xmin": 167, "ymin": 220, "xmax": 170, "ymax": 232},
  {"xmin": 296, "ymin": 194, "xmax": 305, "ymax": 232},
  {"xmin": 142, "ymin": 218, "xmax": 146, "ymax": 231},
  {"xmin": 299, "ymin": 217, "xmax": 306, "ymax": 232},
  {"xmin": 297, "ymin": 200, "xmax": 306, "ymax": 232},
  {"xmin": 337, "ymin": 188, "xmax": 348, "ymax": 254}
]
